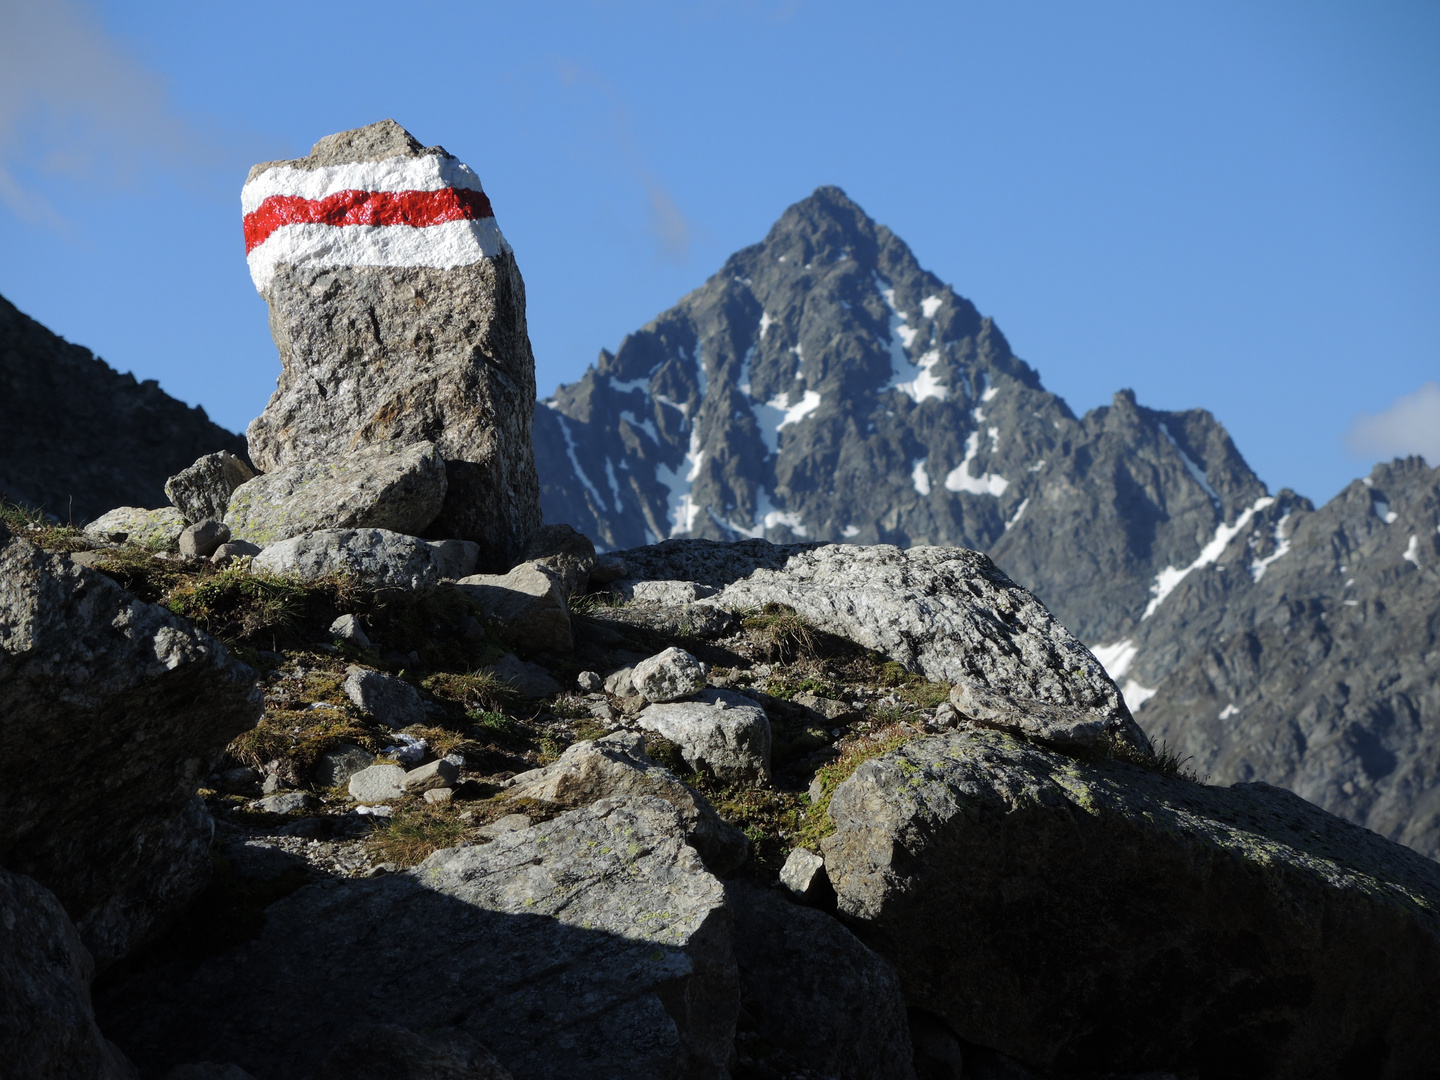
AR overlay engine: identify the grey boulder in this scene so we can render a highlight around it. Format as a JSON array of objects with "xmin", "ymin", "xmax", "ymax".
[
  {"xmin": 454, "ymin": 561, "xmax": 571, "ymax": 653},
  {"xmin": 638, "ymin": 688, "xmax": 772, "ymax": 785},
  {"xmin": 951, "ymin": 678, "xmax": 1148, "ymax": 755},
  {"xmin": 312, "ymin": 744, "xmax": 375, "ymax": 789},
  {"xmin": 483, "ymin": 652, "xmax": 563, "ymax": 698},
  {"xmin": 402, "ymin": 758, "xmax": 458, "ymax": 795},
  {"xmin": 504, "ymin": 733, "xmax": 748, "ymax": 874},
  {"xmin": 248, "ymin": 792, "xmax": 316, "ymax": 814},
  {"xmin": 521, "ymin": 522, "xmax": 597, "ymax": 600},
  {"xmin": 178, "ymin": 519, "xmax": 230, "ymax": 558},
  {"xmin": 210, "ymin": 540, "xmax": 261, "ymax": 567},
  {"xmin": 164, "ymin": 449, "xmax": 256, "ymax": 523},
  {"xmin": 632, "ymin": 646, "xmax": 707, "ymax": 703},
  {"xmin": 95, "ymin": 796, "xmax": 738, "ymax": 1080},
  {"xmin": 347, "ymin": 763, "xmax": 406, "ymax": 804},
  {"xmin": 725, "ymin": 881, "xmax": 916, "ymax": 1080},
  {"xmin": 82, "ymin": 506, "xmax": 187, "ymax": 550},
  {"xmin": 0, "ymin": 866, "xmax": 137, "ymax": 1080},
  {"xmin": 343, "ymin": 666, "xmax": 425, "ymax": 729},
  {"xmin": 820, "ymin": 727, "xmax": 1440, "ymax": 1077},
  {"xmin": 0, "ymin": 524, "xmax": 263, "ymax": 966},
  {"xmin": 777, "ymin": 847, "xmax": 828, "ymax": 902},
  {"xmin": 242, "ymin": 120, "xmax": 542, "ymax": 570},
  {"xmin": 252, "ymin": 529, "xmax": 478, "ymax": 590},
  {"xmin": 224, "ymin": 441, "xmax": 447, "ymax": 547}
]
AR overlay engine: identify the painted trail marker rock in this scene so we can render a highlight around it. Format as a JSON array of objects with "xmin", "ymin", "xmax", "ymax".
[{"xmin": 242, "ymin": 119, "xmax": 542, "ymax": 571}]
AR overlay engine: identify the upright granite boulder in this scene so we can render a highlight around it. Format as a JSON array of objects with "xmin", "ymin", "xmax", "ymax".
[
  {"xmin": 164, "ymin": 450, "xmax": 256, "ymax": 523},
  {"xmin": 0, "ymin": 523, "xmax": 264, "ymax": 965},
  {"xmin": 241, "ymin": 119, "xmax": 542, "ymax": 569},
  {"xmin": 821, "ymin": 727, "xmax": 1440, "ymax": 1078}
]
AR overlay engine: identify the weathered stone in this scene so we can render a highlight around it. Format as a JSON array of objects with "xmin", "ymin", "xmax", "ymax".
[
  {"xmin": 585, "ymin": 599, "xmax": 737, "ymax": 640},
  {"xmin": 484, "ymin": 652, "xmax": 563, "ymax": 698},
  {"xmin": 402, "ymin": 758, "xmax": 459, "ymax": 795},
  {"xmin": 97, "ymin": 797, "xmax": 739, "ymax": 1080},
  {"xmin": 312, "ymin": 1024, "xmax": 511, "ymax": 1080},
  {"xmin": 638, "ymin": 689, "xmax": 772, "ymax": 785},
  {"xmin": 242, "ymin": 120, "xmax": 542, "ymax": 570},
  {"xmin": 590, "ymin": 557, "xmax": 629, "ymax": 583},
  {"xmin": 778, "ymin": 847, "xmax": 828, "ymax": 901},
  {"xmin": 164, "ymin": 450, "xmax": 257, "ymax": 523},
  {"xmin": 576, "ymin": 669, "xmax": 603, "ymax": 692},
  {"xmin": 0, "ymin": 524, "xmax": 263, "ymax": 965},
  {"xmin": 820, "ymin": 727, "xmax": 1440, "ymax": 1077},
  {"xmin": 347, "ymin": 763, "xmax": 406, "ymax": 804},
  {"xmin": 604, "ymin": 665, "xmax": 636, "ymax": 698},
  {"xmin": 504, "ymin": 733, "xmax": 748, "ymax": 874},
  {"xmin": 327, "ymin": 613, "xmax": 371, "ymax": 650},
  {"xmin": 248, "ymin": 792, "xmax": 316, "ymax": 814},
  {"xmin": 521, "ymin": 522, "xmax": 597, "ymax": 600},
  {"xmin": 210, "ymin": 540, "xmax": 261, "ymax": 566},
  {"xmin": 82, "ymin": 505, "xmax": 187, "ymax": 550},
  {"xmin": 0, "ymin": 865, "xmax": 137, "ymax": 1079},
  {"xmin": 614, "ymin": 579, "xmax": 717, "ymax": 604},
  {"xmin": 178, "ymin": 519, "xmax": 230, "ymax": 558},
  {"xmin": 224, "ymin": 441, "xmax": 447, "ymax": 547},
  {"xmin": 454, "ymin": 561, "xmax": 571, "ymax": 653},
  {"xmin": 724, "ymin": 881, "xmax": 916, "ymax": 1080},
  {"xmin": 343, "ymin": 666, "xmax": 425, "ymax": 729},
  {"xmin": 632, "ymin": 646, "xmax": 707, "ymax": 703},
  {"xmin": 253, "ymin": 528, "xmax": 478, "ymax": 590},
  {"xmin": 423, "ymin": 787, "xmax": 453, "ymax": 805},
  {"xmin": 478, "ymin": 813, "xmax": 532, "ymax": 838},
  {"xmin": 951, "ymin": 678, "xmax": 1148, "ymax": 754},
  {"xmin": 793, "ymin": 692, "xmax": 864, "ymax": 725},
  {"xmin": 620, "ymin": 540, "xmax": 1142, "ymax": 743}
]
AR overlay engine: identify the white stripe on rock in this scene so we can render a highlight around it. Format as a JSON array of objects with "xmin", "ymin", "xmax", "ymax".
[{"xmin": 241, "ymin": 155, "xmax": 486, "ymax": 214}]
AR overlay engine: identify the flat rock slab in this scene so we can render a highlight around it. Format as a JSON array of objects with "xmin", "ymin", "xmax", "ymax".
[
  {"xmin": 242, "ymin": 119, "xmax": 542, "ymax": 570},
  {"xmin": 619, "ymin": 540, "xmax": 1139, "ymax": 740},
  {"xmin": 821, "ymin": 727, "xmax": 1440, "ymax": 1078},
  {"xmin": 224, "ymin": 441, "xmax": 447, "ymax": 547},
  {"xmin": 82, "ymin": 506, "xmax": 187, "ymax": 550},
  {"xmin": 632, "ymin": 646, "xmax": 706, "ymax": 703},
  {"xmin": 347, "ymin": 764, "xmax": 405, "ymax": 804},
  {"xmin": 0, "ymin": 866, "xmax": 136, "ymax": 1080},
  {"xmin": 638, "ymin": 688, "xmax": 771, "ymax": 785},
  {"xmin": 0, "ymin": 525, "xmax": 262, "ymax": 965},
  {"xmin": 252, "ymin": 528, "xmax": 477, "ymax": 590},
  {"xmin": 97, "ymin": 796, "xmax": 738, "ymax": 1080}
]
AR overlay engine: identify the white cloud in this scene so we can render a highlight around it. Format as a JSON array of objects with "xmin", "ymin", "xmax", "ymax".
[
  {"xmin": 0, "ymin": 0, "xmax": 237, "ymax": 223},
  {"xmin": 1346, "ymin": 382, "xmax": 1440, "ymax": 467}
]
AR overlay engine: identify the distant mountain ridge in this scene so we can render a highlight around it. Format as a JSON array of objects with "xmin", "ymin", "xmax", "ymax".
[
  {"xmin": 0, "ymin": 294, "xmax": 248, "ymax": 523},
  {"xmin": 535, "ymin": 186, "xmax": 1440, "ymax": 859}
]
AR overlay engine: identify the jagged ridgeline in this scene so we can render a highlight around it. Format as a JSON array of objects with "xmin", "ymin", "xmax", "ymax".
[{"xmin": 534, "ymin": 186, "xmax": 1271, "ymax": 644}]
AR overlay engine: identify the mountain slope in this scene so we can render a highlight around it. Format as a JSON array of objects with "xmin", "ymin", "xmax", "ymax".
[
  {"xmin": 0, "ymin": 295, "xmax": 248, "ymax": 522},
  {"xmin": 534, "ymin": 186, "xmax": 1267, "ymax": 643},
  {"xmin": 1123, "ymin": 456, "xmax": 1440, "ymax": 857}
]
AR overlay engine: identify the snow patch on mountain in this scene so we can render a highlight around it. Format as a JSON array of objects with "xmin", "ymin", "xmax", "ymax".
[{"xmin": 1144, "ymin": 496, "xmax": 1275, "ymax": 619}]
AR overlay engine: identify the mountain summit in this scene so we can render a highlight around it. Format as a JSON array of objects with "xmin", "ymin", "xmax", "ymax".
[{"xmin": 535, "ymin": 186, "xmax": 1274, "ymax": 644}]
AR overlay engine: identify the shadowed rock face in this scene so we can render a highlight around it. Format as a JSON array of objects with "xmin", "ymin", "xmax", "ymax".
[
  {"xmin": 821, "ymin": 727, "xmax": 1440, "ymax": 1079},
  {"xmin": 0, "ymin": 293, "xmax": 247, "ymax": 524},
  {"xmin": 243, "ymin": 119, "xmax": 541, "ymax": 571},
  {"xmin": 0, "ymin": 524, "xmax": 263, "ymax": 966}
]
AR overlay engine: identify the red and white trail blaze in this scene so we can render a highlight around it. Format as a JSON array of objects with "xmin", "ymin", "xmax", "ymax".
[{"xmin": 241, "ymin": 154, "xmax": 510, "ymax": 291}]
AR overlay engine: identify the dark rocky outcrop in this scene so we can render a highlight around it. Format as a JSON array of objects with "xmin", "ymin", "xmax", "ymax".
[
  {"xmin": 243, "ymin": 120, "xmax": 542, "ymax": 570},
  {"xmin": 821, "ymin": 726, "xmax": 1440, "ymax": 1079},
  {"xmin": 0, "ymin": 523, "xmax": 263, "ymax": 965},
  {"xmin": 0, "ymin": 293, "xmax": 247, "ymax": 523},
  {"xmin": 0, "ymin": 865, "xmax": 136, "ymax": 1079}
]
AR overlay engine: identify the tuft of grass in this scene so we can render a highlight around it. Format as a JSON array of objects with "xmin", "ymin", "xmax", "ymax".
[
  {"xmin": 742, "ymin": 603, "xmax": 818, "ymax": 663},
  {"xmin": 85, "ymin": 547, "xmax": 190, "ymax": 603},
  {"xmin": 166, "ymin": 565, "xmax": 324, "ymax": 642},
  {"xmin": 423, "ymin": 670, "xmax": 517, "ymax": 715},
  {"xmin": 1, "ymin": 499, "xmax": 90, "ymax": 552},
  {"xmin": 1117, "ymin": 737, "xmax": 1206, "ymax": 783},
  {"xmin": 470, "ymin": 709, "xmax": 524, "ymax": 743},
  {"xmin": 368, "ymin": 804, "xmax": 472, "ymax": 867},
  {"xmin": 568, "ymin": 590, "xmax": 625, "ymax": 615}
]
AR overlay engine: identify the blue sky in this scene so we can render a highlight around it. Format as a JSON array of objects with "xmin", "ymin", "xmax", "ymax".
[{"xmin": 1, "ymin": 0, "xmax": 1436, "ymax": 505}]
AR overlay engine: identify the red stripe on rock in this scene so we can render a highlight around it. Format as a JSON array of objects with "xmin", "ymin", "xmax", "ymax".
[{"xmin": 243, "ymin": 188, "xmax": 495, "ymax": 254}]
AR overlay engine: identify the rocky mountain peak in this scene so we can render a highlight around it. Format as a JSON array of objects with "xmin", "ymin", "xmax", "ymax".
[{"xmin": 536, "ymin": 188, "xmax": 1268, "ymax": 643}]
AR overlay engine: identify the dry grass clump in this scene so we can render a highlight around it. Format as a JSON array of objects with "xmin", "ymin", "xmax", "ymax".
[
  {"xmin": 422, "ymin": 670, "xmax": 516, "ymax": 715},
  {"xmin": 742, "ymin": 603, "xmax": 818, "ymax": 663},
  {"xmin": 227, "ymin": 709, "xmax": 383, "ymax": 784},
  {"xmin": 0, "ymin": 499, "xmax": 90, "ymax": 551},
  {"xmin": 368, "ymin": 804, "xmax": 473, "ymax": 867}
]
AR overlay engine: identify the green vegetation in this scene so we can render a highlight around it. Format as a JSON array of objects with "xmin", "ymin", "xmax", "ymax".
[
  {"xmin": 0, "ymin": 498, "xmax": 89, "ymax": 551},
  {"xmin": 368, "ymin": 804, "xmax": 473, "ymax": 867},
  {"xmin": 741, "ymin": 603, "xmax": 818, "ymax": 662}
]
